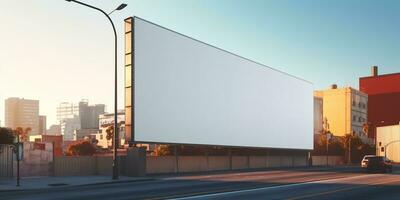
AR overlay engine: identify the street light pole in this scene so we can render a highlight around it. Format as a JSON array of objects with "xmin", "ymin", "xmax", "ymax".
[
  {"xmin": 16, "ymin": 132, "xmax": 20, "ymax": 187},
  {"xmin": 65, "ymin": 0, "xmax": 127, "ymax": 180}
]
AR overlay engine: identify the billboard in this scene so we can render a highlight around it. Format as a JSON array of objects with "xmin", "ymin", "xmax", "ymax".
[{"xmin": 131, "ymin": 17, "xmax": 313, "ymax": 150}]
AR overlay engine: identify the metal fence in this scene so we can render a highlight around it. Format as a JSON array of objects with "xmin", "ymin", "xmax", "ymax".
[{"xmin": 0, "ymin": 144, "xmax": 14, "ymax": 178}]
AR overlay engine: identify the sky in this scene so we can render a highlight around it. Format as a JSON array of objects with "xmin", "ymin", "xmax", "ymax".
[{"xmin": 1, "ymin": 0, "xmax": 400, "ymax": 128}]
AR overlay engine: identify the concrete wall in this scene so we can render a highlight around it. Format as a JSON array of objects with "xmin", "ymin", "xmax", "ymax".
[
  {"xmin": 16, "ymin": 142, "xmax": 53, "ymax": 177},
  {"xmin": 147, "ymin": 156, "xmax": 176, "ymax": 174},
  {"xmin": 267, "ymin": 156, "xmax": 281, "ymax": 167},
  {"xmin": 208, "ymin": 156, "xmax": 230, "ymax": 171},
  {"xmin": 312, "ymin": 156, "xmax": 344, "ymax": 166},
  {"xmin": 249, "ymin": 156, "xmax": 267, "ymax": 169},
  {"xmin": 178, "ymin": 156, "xmax": 208, "ymax": 173},
  {"xmin": 231, "ymin": 156, "xmax": 248, "ymax": 170},
  {"xmin": 53, "ymin": 154, "xmax": 309, "ymax": 176},
  {"xmin": 146, "ymin": 155, "xmax": 308, "ymax": 175}
]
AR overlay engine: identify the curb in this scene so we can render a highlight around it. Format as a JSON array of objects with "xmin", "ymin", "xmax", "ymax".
[{"xmin": 0, "ymin": 177, "xmax": 156, "ymax": 193}]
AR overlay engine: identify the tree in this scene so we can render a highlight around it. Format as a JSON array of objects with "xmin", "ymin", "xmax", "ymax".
[
  {"xmin": 66, "ymin": 141, "xmax": 97, "ymax": 156},
  {"xmin": 0, "ymin": 127, "xmax": 15, "ymax": 144},
  {"xmin": 13, "ymin": 127, "xmax": 32, "ymax": 142},
  {"xmin": 342, "ymin": 134, "xmax": 374, "ymax": 163}
]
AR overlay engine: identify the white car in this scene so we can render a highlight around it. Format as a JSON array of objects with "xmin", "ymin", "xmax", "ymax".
[{"xmin": 361, "ymin": 155, "xmax": 376, "ymax": 168}]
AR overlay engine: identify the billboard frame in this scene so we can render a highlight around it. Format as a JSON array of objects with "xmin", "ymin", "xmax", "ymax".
[{"xmin": 125, "ymin": 16, "xmax": 313, "ymax": 151}]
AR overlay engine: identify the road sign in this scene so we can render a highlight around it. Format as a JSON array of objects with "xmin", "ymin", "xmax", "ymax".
[{"xmin": 17, "ymin": 143, "xmax": 23, "ymax": 161}]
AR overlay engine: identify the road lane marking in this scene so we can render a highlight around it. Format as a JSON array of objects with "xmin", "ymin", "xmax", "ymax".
[
  {"xmin": 168, "ymin": 174, "xmax": 379, "ymax": 200},
  {"xmin": 285, "ymin": 177, "xmax": 400, "ymax": 200}
]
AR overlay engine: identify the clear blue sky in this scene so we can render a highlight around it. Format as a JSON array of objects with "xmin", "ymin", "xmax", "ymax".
[{"xmin": 1, "ymin": 0, "xmax": 400, "ymax": 127}]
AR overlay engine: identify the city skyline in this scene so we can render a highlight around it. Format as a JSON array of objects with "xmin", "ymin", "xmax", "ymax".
[{"xmin": 1, "ymin": 0, "xmax": 400, "ymax": 126}]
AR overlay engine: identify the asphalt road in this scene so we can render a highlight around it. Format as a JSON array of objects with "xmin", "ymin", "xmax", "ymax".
[{"xmin": 1, "ymin": 166, "xmax": 400, "ymax": 200}]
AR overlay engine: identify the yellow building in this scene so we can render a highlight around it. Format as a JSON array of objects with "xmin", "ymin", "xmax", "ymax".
[{"xmin": 314, "ymin": 85, "xmax": 371, "ymax": 143}]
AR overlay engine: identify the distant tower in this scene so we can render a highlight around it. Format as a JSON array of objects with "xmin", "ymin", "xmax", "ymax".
[
  {"xmin": 39, "ymin": 115, "xmax": 47, "ymax": 135},
  {"xmin": 5, "ymin": 97, "xmax": 39, "ymax": 135}
]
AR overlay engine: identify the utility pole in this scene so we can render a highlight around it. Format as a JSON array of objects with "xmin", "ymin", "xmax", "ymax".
[
  {"xmin": 326, "ymin": 133, "xmax": 331, "ymax": 167},
  {"xmin": 65, "ymin": 0, "xmax": 127, "ymax": 180},
  {"xmin": 16, "ymin": 132, "xmax": 20, "ymax": 187},
  {"xmin": 348, "ymin": 132, "xmax": 353, "ymax": 164}
]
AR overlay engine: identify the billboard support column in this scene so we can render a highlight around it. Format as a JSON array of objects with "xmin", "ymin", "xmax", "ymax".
[
  {"xmin": 246, "ymin": 150, "xmax": 250, "ymax": 169},
  {"xmin": 228, "ymin": 148, "xmax": 232, "ymax": 170},
  {"xmin": 125, "ymin": 147, "xmax": 146, "ymax": 177},
  {"xmin": 205, "ymin": 148, "xmax": 209, "ymax": 171}
]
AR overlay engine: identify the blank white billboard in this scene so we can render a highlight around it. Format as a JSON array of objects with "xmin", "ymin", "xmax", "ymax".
[{"xmin": 133, "ymin": 17, "xmax": 313, "ymax": 150}]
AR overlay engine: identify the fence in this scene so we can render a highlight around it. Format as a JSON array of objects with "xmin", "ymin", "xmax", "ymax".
[
  {"xmin": 54, "ymin": 156, "xmax": 128, "ymax": 176},
  {"xmin": 0, "ymin": 144, "xmax": 14, "ymax": 178},
  {"xmin": 7, "ymin": 152, "xmax": 346, "ymax": 177},
  {"xmin": 17, "ymin": 142, "xmax": 53, "ymax": 177}
]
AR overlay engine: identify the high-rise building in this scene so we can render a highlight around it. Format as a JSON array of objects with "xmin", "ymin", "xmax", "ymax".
[
  {"xmin": 47, "ymin": 124, "xmax": 61, "ymax": 135},
  {"xmin": 60, "ymin": 115, "xmax": 81, "ymax": 141},
  {"xmin": 5, "ymin": 97, "xmax": 39, "ymax": 135},
  {"xmin": 359, "ymin": 66, "xmax": 400, "ymax": 139},
  {"xmin": 314, "ymin": 85, "xmax": 371, "ymax": 143},
  {"xmin": 39, "ymin": 115, "xmax": 47, "ymax": 135},
  {"xmin": 56, "ymin": 102, "xmax": 79, "ymax": 122},
  {"xmin": 79, "ymin": 101, "xmax": 105, "ymax": 129},
  {"xmin": 56, "ymin": 100, "xmax": 105, "ymax": 140}
]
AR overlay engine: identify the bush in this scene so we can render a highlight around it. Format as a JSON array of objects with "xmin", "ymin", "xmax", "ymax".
[
  {"xmin": 66, "ymin": 141, "xmax": 97, "ymax": 156},
  {"xmin": 313, "ymin": 134, "xmax": 345, "ymax": 156}
]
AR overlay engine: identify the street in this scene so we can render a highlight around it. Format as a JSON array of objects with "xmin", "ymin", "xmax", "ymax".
[{"xmin": 1, "ymin": 166, "xmax": 400, "ymax": 200}]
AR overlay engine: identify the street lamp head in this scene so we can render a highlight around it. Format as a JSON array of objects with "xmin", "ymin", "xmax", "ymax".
[
  {"xmin": 65, "ymin": 0, "xmax": 74, "ymax": 2},
  {"xmin": 116, "ymin": 3, "xmax": 127, "ymax": 11}
]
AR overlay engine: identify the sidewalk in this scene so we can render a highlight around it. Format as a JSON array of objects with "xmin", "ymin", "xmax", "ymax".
[{"xmin": 0, "ymin": 176, "xmax": 153, "ymax": 191}]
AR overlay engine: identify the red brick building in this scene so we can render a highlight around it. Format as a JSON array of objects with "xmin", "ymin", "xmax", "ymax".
[{"xmin": 359, "ymin": 66, "xmax": 400, "ymax": 139}]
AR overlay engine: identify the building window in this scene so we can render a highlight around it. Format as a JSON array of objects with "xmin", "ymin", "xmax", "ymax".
[{"xmin": 353, "ymin": 115, "xmax": 356, "ymax": 121}]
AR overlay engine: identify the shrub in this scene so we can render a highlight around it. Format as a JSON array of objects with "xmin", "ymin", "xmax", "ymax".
[{"xmin": 67, "ymin": 141, "xmax": 97, "ymax": 156}]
